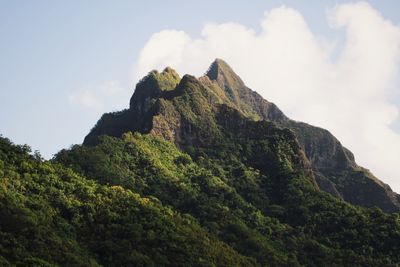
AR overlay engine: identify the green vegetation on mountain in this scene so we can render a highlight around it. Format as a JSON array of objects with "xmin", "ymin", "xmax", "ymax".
[
  {"xmin": 1, "ymin": 59, "xmax": 400, "ymax": 266},
  {"xmin": 58, "ymin": 116, "xmax": 400, "ymax": 266},
  {"xmin": 0, "ymin": 136, "xmax": 255, "ymax": 266},
  {"xmin": 85, "ymin": 59, "xmax": 400, "ymax": 213}
]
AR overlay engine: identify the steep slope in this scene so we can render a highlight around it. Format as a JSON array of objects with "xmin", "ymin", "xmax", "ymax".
[
  {"xmin": 58, "ymin": 86, "xmax": 400, "ymax": 266},
  {"xmin": 204, "ymin": 59, "xmax": 287, "ymax": 122},
  {"xmin": 84, "ymin": 59, "xmax": 400, "ymax": 212},
  {"xmin": 203, "ymin": 59, "xmax": 400, "ymax": 212}
]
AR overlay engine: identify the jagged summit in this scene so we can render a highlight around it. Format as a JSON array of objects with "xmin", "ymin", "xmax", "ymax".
[
  {"xmin": 84, "ymin": 59, "xmax": 400, "ymax": 212},
  {"xmin": 204, "ymin": 59, "xmax": 287, "ymax": 121},
  {"xmin": 206, "ymin": 58, "xmax": 235, "ymax": 76},
  {"xmin": 206, "ymin": 58, "xmax": 245, "ymax": 87},
  {"xmin": 205, "ymin": 59, "xmax": 246, "ymax": 104}
]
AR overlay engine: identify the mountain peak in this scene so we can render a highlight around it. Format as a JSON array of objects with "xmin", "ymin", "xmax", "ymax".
[
  {"xmin": 129, "ymin": 67, "xmax": 181, "ymax": 110},
  {"xmin": 85, "ymin": 60, "xmax": 400, "ymax": 213},
  {"xmin": 206, "ymin": 58, "xmax": 230, "ymax": 77},
  {"xmin": 162, "ymin": 66, "xmax": 180, "ymax": 79},
  {"xmin": 205, "ymin": 59, "xmax": 247, "ymax": 107},
  {"xmin": 206, "ymin": 59, "xmax": 244, "ymax": 87}
]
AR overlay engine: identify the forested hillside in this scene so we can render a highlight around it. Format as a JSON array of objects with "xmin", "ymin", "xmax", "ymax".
[
  {"xmin": 1, "ymin": 131, "xmax": 400, "ymax": 266},
  {"xmin": 1, "ymin": 59, "xmax": 400, "ymax": 266}
]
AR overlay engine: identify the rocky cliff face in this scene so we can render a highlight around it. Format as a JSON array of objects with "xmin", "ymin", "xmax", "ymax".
[{"xmin": 84, "ymin": 59, "xmax": 400, "ymax": 212}]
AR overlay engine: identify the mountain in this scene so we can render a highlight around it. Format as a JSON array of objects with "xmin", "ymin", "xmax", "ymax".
[
  {"xmin": 1, "ymin": 59, "xmax": 400, "ymax": 266},
  {"xmin": 84, "ymin": 59, "xmax": 400, "ymax": 213}
]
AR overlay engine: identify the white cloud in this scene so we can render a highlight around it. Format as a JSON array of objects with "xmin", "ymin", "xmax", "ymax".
[
  {"xmin": 69, "ymin": 80, "xmax": 129, "ymax": 112},
  {"xmin": 134, "ymin": 2, "xmax": 400, "ymax": 192}
]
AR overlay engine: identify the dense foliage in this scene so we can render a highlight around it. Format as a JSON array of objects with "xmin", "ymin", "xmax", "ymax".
[
  {"xmin": 0, "ymin": 136, "xmax": 254, "ymax": 266},
  {"xmin": 55, "ymin": 132, "xmax": 400, "ymax": 266},
  {"xmin": 1, "ymin": 128, "xmax": 400, "ymax": 266},
  {"xmin": 2, "ymin": 60, "xmax": 400, "ymax": 266}
]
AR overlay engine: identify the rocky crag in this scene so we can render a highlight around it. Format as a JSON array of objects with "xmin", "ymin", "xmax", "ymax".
[{"xmin": 84, "ymin": 59, "xmax": 400, "ymax": 212}]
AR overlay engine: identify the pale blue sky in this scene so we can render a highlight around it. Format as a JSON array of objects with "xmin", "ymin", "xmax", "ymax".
[{"xmin": 1, "ymin": 0, "xmax": 400, "ymax": 159}]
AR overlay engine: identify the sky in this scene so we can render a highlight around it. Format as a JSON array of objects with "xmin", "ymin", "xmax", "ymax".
[{"xmin": 1, "ymin": 1, "xmax": 400, "ymax": 191}]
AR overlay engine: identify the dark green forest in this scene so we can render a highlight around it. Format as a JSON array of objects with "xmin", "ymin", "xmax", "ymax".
[
  {"xmin": 1, "ymin": 133, "xmax": 400, "ymax": 266},
  {"xmin": 1, "ymin": 60, "xmax": 400, "ymax": 266}
]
